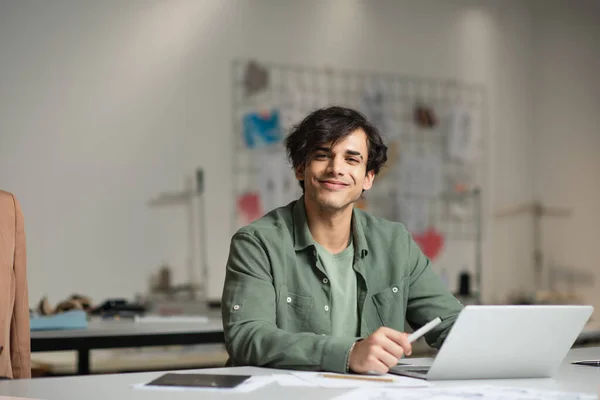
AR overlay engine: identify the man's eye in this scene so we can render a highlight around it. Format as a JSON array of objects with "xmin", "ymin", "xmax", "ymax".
[
  {"xmin": 315, "ymin": 153, "xmax": 328, "ymax": 159},
  {"xmin": 347, "ymin": 158, "xmax": 359, "ymax": 163}
]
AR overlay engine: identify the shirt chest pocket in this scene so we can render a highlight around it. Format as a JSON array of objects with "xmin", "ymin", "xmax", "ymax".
[
  {"xmin": 281, "ymin": 288, "xmax": 314, "ymax": 333},
  {"xmin": 372, "ymin": 278, "xmax": 408, "ymax": 331}
]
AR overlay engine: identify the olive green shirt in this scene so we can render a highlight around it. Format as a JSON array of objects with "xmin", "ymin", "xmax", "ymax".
[{"xmin": 221, "ymin": 197, "xmax": 463, "ymax": 373}]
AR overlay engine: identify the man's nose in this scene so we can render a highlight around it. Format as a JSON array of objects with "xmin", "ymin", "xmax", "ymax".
[{"xmin": 327, "ymin": 156, "xmax": 345, "ymax": 176}]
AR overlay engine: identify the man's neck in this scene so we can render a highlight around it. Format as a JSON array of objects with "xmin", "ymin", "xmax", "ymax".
[{"xmin": 304, "ymin": 197, "xmax": 353, "ymax": 254}]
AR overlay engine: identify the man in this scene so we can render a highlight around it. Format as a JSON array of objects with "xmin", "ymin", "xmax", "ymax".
[{"xmin": 222, "ymin": 106, "xmax": 463, "ymax": 374}]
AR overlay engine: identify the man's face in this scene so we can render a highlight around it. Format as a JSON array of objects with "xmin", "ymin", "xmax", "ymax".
[{"xmin": 296, "ymin": 128, "xmax": 375, "ymax": 212}]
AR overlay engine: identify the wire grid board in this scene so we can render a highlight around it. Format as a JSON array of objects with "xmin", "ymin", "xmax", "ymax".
[{"xmin": 231, "ymin": 60, "xmax": 488, "ymax": 244}]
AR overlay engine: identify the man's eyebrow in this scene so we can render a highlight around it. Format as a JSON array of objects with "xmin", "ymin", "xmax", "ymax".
[
  {"xmin": 314, "ymin": 147, "xmax": 364, "ymax": 159},
  {"xmin": 345, "ymin": 150, "xmax": 364, "ymax": 159}
]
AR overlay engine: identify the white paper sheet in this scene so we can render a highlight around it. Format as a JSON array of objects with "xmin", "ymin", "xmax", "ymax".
[
  {"xmin": 258, "ymin": 151, "xmax": 298, "ymax": 213},
  {"xmin": 360, "ymin": 81, "xmax": 396, "ymax": 138},
  {"xmin": 448, "ymin": 106, "xmax": 480, "ymax": 163},
  {"xmin": 398, "ymin": 196, "xmax": 429, "ymax": 234},
  {"xmin": 398, "ymin": 156, "xmax": 443, "ymax": 197},
  {"xmin": 332, "ymin": 385, "xmax": 597, "ymax": 400},
  {"xmin": 271, "ymin": 374, "xmax": 318, "ymax": 387},
  {"xmin": 289, "ymin": 371, "xmax": 431, "ymax": 389}
]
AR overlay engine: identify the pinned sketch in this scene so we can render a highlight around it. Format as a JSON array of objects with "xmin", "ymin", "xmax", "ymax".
[
  {"xmin": 398, "ymin": 156, "xmax": 443, "ymax": 197},
  {"xmin": 414, "ymin": 103, "xmax": 438, "ymax": 128},
  {"xmin": 237, "ymin": 192, "xmax": 263, "ymax": 224},
  {"xmin": 360, "ymin": 81, "xmax": 396, "ymax": 137},
  {"xmin": 398, "ymin": 196, "xmax": 428, "ymax": 234},
  {"xmin": 412, "ymin": 227, "xmax": 445, "ymax": 261},
  {"xmin": 258, "ymin": 151, "xmax": 298, "ymax": 213},
  {"xmin": 280, "ymin": 87, "xmax": 305, "ymax": 131},
  {"xmin": 450, "ymin": 203, "xmax": 469, "ymax": 219},
  {"xmin": 448, "ymin": 106, "xmax": 479, "ymax": 162},
  {"xmin": 243, "ymin": 109, "xmax": 282, "ymax": 149},
  {"xmin": 243, "ymin": 60, "xmax": 269, "ymax": 96}
]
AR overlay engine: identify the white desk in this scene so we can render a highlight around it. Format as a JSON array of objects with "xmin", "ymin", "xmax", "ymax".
[
  {"xmin": 576, "ymin": 324, "xmax": 600, "ymax": 346},
  {"xmin": 2, "ymin": 347, "xmax": 599, "ymax": 399}
]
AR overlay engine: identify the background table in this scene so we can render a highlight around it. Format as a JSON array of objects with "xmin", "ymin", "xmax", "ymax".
[{"xmin": 30, "ymin": 318, "xmax": 224, "ymax": 375}]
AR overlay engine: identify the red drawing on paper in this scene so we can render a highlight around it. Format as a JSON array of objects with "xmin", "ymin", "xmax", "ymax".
[
  {"xmin": 413, "ymin": 228, "xmax": 445, "ymax": 261},
  {"xmin": 237, "ymin": 192, "xmax": 263, "ymax": 224}
]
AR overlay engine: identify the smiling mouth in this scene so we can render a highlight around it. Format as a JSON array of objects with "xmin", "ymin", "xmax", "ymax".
[{"xmin": 319, "ymin": 180, "xmax": 349, "ymax": 190}]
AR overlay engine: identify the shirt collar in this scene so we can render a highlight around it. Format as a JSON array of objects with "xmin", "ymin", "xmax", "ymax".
[{"xmin": 292, "ymin": 196, "xmax": 369, "ymax": 259}]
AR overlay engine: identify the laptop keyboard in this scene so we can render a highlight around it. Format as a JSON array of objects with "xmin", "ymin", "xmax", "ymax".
[
  {"xmin": 401, "ymin": 368, "xmax": 430, "ymax": 374},
  {"xmin": 392, "ymin": 366, "xmax": 431, "ymax": 374}
]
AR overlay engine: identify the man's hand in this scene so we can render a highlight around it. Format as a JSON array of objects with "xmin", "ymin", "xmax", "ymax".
[{"xmin": 348, "ymin": 327, "xmax": 412, "ymax": 374}]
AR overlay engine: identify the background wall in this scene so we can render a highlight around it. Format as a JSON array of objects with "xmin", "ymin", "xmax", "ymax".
[
  {"xmin": 0, "ymin": 0, "xmax": 596, "ymax": 317},
  {"xmin": 530, "ymin": 0, "xmax": 600, "ymax": 313}
]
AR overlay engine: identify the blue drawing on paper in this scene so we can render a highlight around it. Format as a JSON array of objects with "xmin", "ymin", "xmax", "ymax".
[{"xmin": 243, "ymin": 109, "xmax": 282, "ymax": 148}]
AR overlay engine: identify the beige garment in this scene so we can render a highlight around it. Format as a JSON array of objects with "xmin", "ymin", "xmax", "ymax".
[{"xmin": 0, "ymin": 190, "xmax": 31, "ymax": 379}]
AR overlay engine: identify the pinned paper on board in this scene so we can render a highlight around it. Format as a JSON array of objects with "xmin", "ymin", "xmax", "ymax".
[
  {"xmin": 258, "ymin": 151, "xmax": 298, "ymax": 213},
  {"xmin": 360, "ymin": 81, "xmax": 396, "ymax": 137},
  {"xmin": 412, "ymin": 227, "xmax": 445, "ymax": 261},
  {"xmin": 280, "ymin": 87, "xmax": 305, "ymax": 131},
  {"xmin": 398, "ymin": 196, "xmax": 429, "ymax": 234},
  {"xmin": 243, "ymin": 109, "xmax": 282, "ymax": 149},
  {"xmin": 449, "ymin": 203, "xmax": 469, "ymax": 220},
  {"xmin": 243, "ymin": 60, "xmax": 269, "ymax": 96},
  {"xmin": 414, "ymin": 103, "xmax": 438, "ymax": 128},
  {"xmin": 398, "ymin": 156, "xmax": 443, "ymax": 197},
  {"xmin": 237, "ymin": 192, "xmax": 263, "ymax": 224},
  {"xmin": 447, "ymin": 106, "xmax": 479, "ymax": 163}
]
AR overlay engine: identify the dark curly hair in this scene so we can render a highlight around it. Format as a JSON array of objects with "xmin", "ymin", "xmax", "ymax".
[{"xmin": 284, "ymin": 106, "xmax": 388, "ymax": 191}]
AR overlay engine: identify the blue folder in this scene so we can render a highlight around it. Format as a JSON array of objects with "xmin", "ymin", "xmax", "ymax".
[{"xmin": 30, "ymin": 310, "xmax": 88, "ymax": 331}]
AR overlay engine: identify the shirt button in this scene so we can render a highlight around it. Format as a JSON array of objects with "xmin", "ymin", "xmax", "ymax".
[
  {"xmin": 324, "ymin": 305, "xmax": 329, "ymax": 312},
  {"xmin": 322, "ymin": 278, "xmax": 328, "ymax": 284},
  {"xmin": 392, "ymin": 287, "xmax": 398, "ymax": 293},
  {"xmin": 233, "ymin": 304, "xmax": 240, "ymax": 310},
  {"xmin": 287, "ymin": 297, "xmax": 292, "ymax": 303}
]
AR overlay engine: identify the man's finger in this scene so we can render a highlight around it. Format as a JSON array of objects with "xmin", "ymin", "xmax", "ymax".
[
  {"xmin": 395, "ymin": 334, "xmax": 413, "ymax": 357},
  {"xmin": 367, "ymin": 356, "xmax": 391, "ymax": 374},
  {"xmin": 382, "ymin": 329, "xmax": 413, "ymax": 356},
  {"xmin": 373, "ymin": 346, "xmax": 399, "ymax": 368},
  {"xmin": 378, "ymin": 336, "xmax": 405, "ymax": 360}
]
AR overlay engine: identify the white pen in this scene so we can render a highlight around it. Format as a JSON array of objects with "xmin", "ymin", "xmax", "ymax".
[{"xmin": 407, "ymin": 317, "xmax": 442, "ymax": 343}]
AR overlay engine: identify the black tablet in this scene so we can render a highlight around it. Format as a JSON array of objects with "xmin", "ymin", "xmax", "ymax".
[{"xmin": 145, "ymin": 373, "xmax": 251, "ymax": 389}]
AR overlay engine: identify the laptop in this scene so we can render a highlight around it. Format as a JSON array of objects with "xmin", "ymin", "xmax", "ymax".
[{"xmin": 390, "ymin": 305, "xmax": 594, "ymax": 380}]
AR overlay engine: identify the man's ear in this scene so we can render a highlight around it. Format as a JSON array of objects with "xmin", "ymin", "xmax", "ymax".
[
  {"xmin": 295, "ymin": 165, "xmax": 305, "ymax": 182},
  {"xmin": 363, "ymin": 170, "xmax": 375, "ymax": 191}
]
